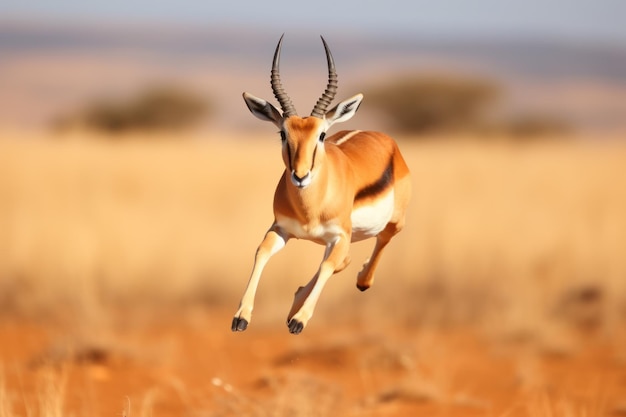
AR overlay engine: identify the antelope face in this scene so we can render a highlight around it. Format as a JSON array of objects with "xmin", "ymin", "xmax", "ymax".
[
  {"xmin": 281, "ymin": 117, "xmax": 327, "ymax": 189},
  {"xmin": 242, "ymin": 34, "xmax": 364, "ymax": 189}
]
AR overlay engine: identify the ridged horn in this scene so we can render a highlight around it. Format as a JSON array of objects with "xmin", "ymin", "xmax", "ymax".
[
  {"xmin": 310, "ymin": 36, "xmax": 338, "ymax": 118},
  {"xmin": 270, "ymin": 34, "xmax": 297, "ymax": 118}
]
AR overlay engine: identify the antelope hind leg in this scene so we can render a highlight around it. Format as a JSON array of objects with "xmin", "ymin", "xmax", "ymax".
[{"xmin": 356, "ymin": 221, "xmax": 403, "ymax": 291}]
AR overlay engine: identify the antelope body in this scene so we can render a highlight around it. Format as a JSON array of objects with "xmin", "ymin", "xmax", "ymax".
[{"xmin": 232, "ymin": 35, "xmax": 411, "ymax": 334}]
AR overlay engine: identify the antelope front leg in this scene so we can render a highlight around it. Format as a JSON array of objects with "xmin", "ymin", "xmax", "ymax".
[
  {"xmin": 287, "ymin": 234, "xmax": 350, "ymax": 334},
  {"xmin": 232, "ymin": 225, "xmax": 288, "ymax": 332}
]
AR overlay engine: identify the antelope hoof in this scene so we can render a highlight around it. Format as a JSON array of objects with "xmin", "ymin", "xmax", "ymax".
[
  {"xmin": 356, "ymin": 282, "xmax": 370, "ymax": 292},
  {"xmin": 287, "ymin": 319, "xmax": 304, "ymax": 335},
  {"xmin": 231, "ymin": 317, "xmax": 249, "ymax": 332}
]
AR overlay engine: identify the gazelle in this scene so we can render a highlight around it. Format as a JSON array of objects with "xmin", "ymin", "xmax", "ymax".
[{"xmin": 232, "ymin": 35, "xmax": 411, "ymax": 334}]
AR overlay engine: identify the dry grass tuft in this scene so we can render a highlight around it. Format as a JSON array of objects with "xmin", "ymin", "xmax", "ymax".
[
  {"xmin": 0, "ymin": 367, "xmax": 70, "ymax": 417},
  {"xmin": 35, "ymin": 368, "xmax": 67, "ymax": 417},
  {"xmin": 210, "ymin": 372, "xmax": 339, "ymax": 417},
  {"xmin": 0, "ymin": 368, "xmax": 15, "ymax": 417}
]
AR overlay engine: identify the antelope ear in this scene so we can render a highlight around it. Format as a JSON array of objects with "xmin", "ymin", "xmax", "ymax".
[
  {"xmin": 325, "ymin": 94, "xmax": 363, "ymax": 127},
  {"xmin": 243, "ymin": 92, "xmax": 283, "ymax": 128}
]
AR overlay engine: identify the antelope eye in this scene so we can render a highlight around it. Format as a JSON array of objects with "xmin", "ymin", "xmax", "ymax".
[
  {"xmin": 280, "ymin": 131, "xmax": 287, "ymax": 142},
  {"xmin": 319, "ymin": 132, "xmax": 326, "ymax": 142}
]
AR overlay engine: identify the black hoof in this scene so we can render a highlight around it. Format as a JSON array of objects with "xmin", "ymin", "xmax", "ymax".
[
  {"xmin": 231, "ymin": 317, "xmax": 248, "ymax": 332},
  {"xmin": 287, "ymin": 319, "xmax": 304, "ymax": 335},
  {"xmin": 356, "ymin": 283, "xmax": 370, "ymax": 292}
]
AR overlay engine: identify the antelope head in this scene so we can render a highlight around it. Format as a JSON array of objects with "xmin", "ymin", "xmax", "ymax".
[{"xmin": 243, "ymin": 35, "xmax": 363, "ymax": 189}]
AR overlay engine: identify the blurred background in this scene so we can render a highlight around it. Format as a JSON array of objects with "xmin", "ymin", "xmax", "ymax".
[
  {"xmin": 1, "ymin": 0, "xmax": 626, "ymax": 135},
  {"xmin": 1, "ymin": 0, "xmax": 626, "ymax": 330},
  {"xmin": 1, "ymin": 0, "xmax": 626, "ymax": 325},
  {"xmin": 1, "ymin": 1, "xmax": 626, "ymax": 415}
]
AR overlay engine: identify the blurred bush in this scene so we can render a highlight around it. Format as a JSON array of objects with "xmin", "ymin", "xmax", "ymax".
[
  {"xmin": 367, "ymin": 75, "xmax": 499, "ymax": 134},
  {"xmin": 494, "ymin": 113, "xmax": 572, "ymax": 138},
  {"xmin": 366, "ymin": 75, "xmax": 571, "ymax": 137},
  {"xmin": 53, "ymin": 85, "xmax": 211, "ymax": 134}
]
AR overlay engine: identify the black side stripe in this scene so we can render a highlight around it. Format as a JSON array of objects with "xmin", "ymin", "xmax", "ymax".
[{"xmin": 355, "ymin": 157, "xmax": 394, "ymax": 202}]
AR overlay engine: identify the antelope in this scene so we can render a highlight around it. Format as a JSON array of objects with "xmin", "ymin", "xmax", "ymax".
[{"xmin": 232, "ymin": 35, "xmax": 411, "ymax": 334}]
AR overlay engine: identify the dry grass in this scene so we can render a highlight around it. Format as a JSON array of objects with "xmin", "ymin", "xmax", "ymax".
[
  {"xmin": 0, "ymin": 130, "xmax": 625, "ymax": 341},
  {"xmin": 0, "ymin": 366, "xmax": 67, "ymax": 417},
  {"xmin": 0, "ymin": 368, "xmax": 14, "ymax": 417}
]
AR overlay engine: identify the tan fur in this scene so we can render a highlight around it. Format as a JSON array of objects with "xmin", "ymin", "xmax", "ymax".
[
  {"xmin": 233, "ymin": 117, "xmax": 411, "ymax": 334},
  {"xmin": 277, "ymin": 126, "xmax": 410, "ymax": 227},
  {"xmin": 235, "ymin": 41, "xmax": 410, "ymax": 333}
]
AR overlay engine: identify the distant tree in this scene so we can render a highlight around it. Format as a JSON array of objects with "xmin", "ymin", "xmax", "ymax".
[
  {"xmin": 366, "ymin": 75, "xmax": 500, "ymax": 134},
  {"xmin": 53, "ymin": 85, "xmax": 211, "ymax": 134}
]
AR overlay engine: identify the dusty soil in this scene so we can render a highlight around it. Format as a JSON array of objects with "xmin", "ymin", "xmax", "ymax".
[{"xmin": 1, "ymin": 309, "xmax": 625, "ymax": 417}]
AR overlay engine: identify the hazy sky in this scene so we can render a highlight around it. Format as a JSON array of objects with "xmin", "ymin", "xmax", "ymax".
[{"xmin": 2, "ymin": 0, "xmax": 625, "ymax": 43}]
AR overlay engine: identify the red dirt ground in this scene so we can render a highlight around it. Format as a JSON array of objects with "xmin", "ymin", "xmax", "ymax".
[{"xmin": 1, "ymin": 309, "xmax": 625, "ymax": 417}]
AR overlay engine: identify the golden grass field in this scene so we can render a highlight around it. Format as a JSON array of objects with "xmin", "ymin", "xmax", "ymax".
[{"xmin": 0, "ymin": 130, "xmax": 625, "ymax": 416}]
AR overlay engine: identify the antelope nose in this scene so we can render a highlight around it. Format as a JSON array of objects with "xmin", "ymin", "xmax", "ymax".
[{"xmin": 291, "ymin": 170, "xmax": 311, "ymax": 188}]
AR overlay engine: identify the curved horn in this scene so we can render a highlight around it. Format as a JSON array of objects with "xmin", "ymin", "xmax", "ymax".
[
  {"xmin": 310, "ymin": 36, "xmax": 338, "ymax": 118},
  {"xmin": 270, "ymin": 34, "xmax": 298, "ymax": 118}
]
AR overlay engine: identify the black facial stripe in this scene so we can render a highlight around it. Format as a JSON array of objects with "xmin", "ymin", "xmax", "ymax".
[
  {"xmin": 355, "ymin": 156, "xmax": 394, "ymax": 202},
  {"xmin": 286, "ymin": 142, "xmax": 293, "ymax": 172},
  {"xmin": 310, "ymin": 142, "xmax": 318, "ymax": 172}
]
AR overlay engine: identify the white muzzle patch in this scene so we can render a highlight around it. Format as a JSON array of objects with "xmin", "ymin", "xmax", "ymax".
[{"xmin": 291, "ymin": 171, "xmax": 312, "ymax": 189}]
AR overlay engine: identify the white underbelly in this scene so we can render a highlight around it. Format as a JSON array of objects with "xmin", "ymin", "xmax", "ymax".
[
  {"xmin": 277, "ymin": 217, "xmax": 344, "ymax": 243},
  {"xmin": 351, "ymin": 190, "xmax": 395, "ymax": 242}
]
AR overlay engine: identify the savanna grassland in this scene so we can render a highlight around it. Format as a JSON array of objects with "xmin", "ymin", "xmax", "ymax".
[{"xmin": 0, "ymin": 130, "xmax": 625, "ymax": 417}]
